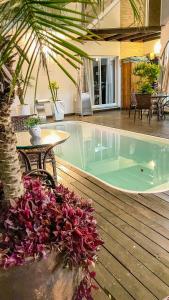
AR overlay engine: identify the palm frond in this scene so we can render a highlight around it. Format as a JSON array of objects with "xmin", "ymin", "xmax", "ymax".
[
  {"xmin": 128, "ymin": 0, "xmax": 143, "ymax": 24},
  {"xmin": 0, "ymin": 0, "xmax": 141, "ymax": 92}
]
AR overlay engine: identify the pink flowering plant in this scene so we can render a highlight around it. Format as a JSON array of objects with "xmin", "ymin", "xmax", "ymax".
[{"xmin": 0, "ymin": 177, "xmax": 103, "ymax": 299}]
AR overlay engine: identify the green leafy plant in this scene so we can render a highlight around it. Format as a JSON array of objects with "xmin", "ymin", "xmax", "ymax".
[
  {"xmin": 133, "ymin": 62, "xmax": 160, "ymax": 84},
  {"xmin": 133, "ymin": 62, "xmax": 160, "ymax": 95},
  {"xmin": 49, "ymin": 80, "xmax": 59, "ymax": 102},
  {"xmin": 25, "ymin": 117, "xmax": 40, "ymax": 128},
  {"xmin": 138, "ymin": 81, "xmax": 154, "ymax": 95}
]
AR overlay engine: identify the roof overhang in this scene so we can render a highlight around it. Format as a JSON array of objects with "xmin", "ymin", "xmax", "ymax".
[{"xmin": 84, "ymin": 26, "xmax": 161, "ymax": 42}]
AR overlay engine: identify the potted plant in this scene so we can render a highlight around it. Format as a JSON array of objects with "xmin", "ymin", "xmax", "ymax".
[
  {"xmin": 15, "ymin": 74, "xmax": 34, "ymax": 116},
  {"xmin": 49, "ymin": 81, "xmax": 64, "ymax": 121},
  {"xmin": 0, "ymin": 176, "xmax": 103, "ymax": 299},
  {"xmin": 138, "ymin": 81, "xmax": 155, "ymax": 95},
  {"xmin": 133, "ymin": 62, "xmax": 160, "ymax": 95},
  {"xmin": 25, "ymin": 117, "xmax": 41, "ymax": 138}
]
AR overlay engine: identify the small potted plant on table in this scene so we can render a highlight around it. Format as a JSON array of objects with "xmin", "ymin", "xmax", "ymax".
[{"xmin": 25, "ymin": 117, "xmax": 41, "ymax": 138}]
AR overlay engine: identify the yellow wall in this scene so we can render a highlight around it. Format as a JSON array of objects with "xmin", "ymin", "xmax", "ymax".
[
  {"xmin": 120, "ymin": 39, "xmax": 160, "ymax": 59},
  {"xmin": 143, "ymin": 39, "xmax": 160, "ymax": 55},
  {"xmin": 120, "ymin": 42, "xmax": 144, "ymax": 59}
]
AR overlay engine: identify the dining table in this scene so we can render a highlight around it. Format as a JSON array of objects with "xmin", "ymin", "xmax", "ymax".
[
  {"xmin": 151, "ymin": 94, "xmax": 169, "ymax": 120},
  {"xmin": 16, "ymin": 128, "xmax": 70, "ymax": 174}
]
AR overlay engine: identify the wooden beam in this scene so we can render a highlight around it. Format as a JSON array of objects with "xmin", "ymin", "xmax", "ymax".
[
  {"xmin": 105, "ymin": 34, "xmax": 125, "ymax": 41},
  {"xmin": 143, "ymin": 34, "xmax": 161, "ymax": 42},
  {"xmin": 117, "ymin": 33, "xmax": 143, "ymax": 41},
  {"xmin": 90, "ymin": 26, "xmax": 161, "ymax": 36},
  {"xmin": 130, "ymin": 32, "xmax": 161, "ymax": 42}
]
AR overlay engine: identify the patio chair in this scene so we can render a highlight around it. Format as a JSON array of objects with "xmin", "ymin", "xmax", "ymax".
[
  {"xmin": 129, "ymin": 93, "xmax": 137, "ymax": 118},
  {"xmin": 134, "ymin": 94, "xmax": 153, "ymax": 124},
  {"xmin": 11, "ymin": 115, "xmax": 57, "ymax": 178}
]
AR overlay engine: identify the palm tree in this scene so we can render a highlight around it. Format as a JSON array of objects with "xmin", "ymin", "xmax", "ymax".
[{"xmin": 0, "ymin": 0, "xmax": 140, "ymax": 203}]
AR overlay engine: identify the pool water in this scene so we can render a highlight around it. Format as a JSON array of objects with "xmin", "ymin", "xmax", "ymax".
[{"xmin": 42, "ymin": 121, "xmax": 169, "ymax": 193}]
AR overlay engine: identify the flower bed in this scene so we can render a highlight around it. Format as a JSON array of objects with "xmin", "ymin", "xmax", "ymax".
[{"xmin": 0, "ymin": 177, "xmax": 103, "ymax": 299}]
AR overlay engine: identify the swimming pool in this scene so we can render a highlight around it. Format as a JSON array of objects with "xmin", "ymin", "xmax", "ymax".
[{"xmin": 42, "ymin": 121, "xmax": 169, "ymax": 193}]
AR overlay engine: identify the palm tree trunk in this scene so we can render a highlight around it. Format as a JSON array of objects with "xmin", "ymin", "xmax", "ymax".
[{"xmin": 0, "ymin": 103, "xmax": 24, "ymax": 202}]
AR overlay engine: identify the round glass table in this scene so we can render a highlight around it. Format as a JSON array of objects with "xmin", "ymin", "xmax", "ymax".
[{"xmin": 16, "ymin": 129, "xmax": 70, "ymax": 173}]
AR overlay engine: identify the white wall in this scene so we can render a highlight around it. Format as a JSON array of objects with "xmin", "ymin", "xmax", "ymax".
[
  {"xmin": 23, "ymin": 41, "xmax": 120, "ymax": 114},
  {"xmin": 24, "ymin": 58, "xmax": 77, "ymax": 114}
]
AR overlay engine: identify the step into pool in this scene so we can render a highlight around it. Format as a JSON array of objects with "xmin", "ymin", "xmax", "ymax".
[{"xmin": 42, "ymin": 121, "xmax": 169, "ymax": 193}]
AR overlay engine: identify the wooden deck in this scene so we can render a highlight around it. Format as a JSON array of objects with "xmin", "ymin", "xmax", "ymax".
[
  {"xmin": 52, "ymin": 110, "xmax": 169, "ymax": 300},
  {"xmin": 64, "ymin": 110, "xmax": 169, "ymax": 139},
  {"xmin": 56, "ymin": 157, "xmax": 169, "ymax": 300}
]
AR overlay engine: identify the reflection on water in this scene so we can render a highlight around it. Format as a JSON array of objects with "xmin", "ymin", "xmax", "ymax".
[{"xmin": 42, "ymin": 122, "xmax": 169, "ymax": 193}]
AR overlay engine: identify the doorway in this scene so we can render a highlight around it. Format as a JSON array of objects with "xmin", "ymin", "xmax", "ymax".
[{"xmin": 92, "ymin": 57, "xmax": 118, "ymax": 109}]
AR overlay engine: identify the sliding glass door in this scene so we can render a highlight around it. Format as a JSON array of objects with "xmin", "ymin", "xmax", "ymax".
[{"xmin": 92, "ymin": 57, "xmax": 118, "ymax": 108}]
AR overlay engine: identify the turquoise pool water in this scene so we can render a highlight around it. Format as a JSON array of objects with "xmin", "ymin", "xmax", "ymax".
[{"xmin": 42, "ymin": 121, "xmax": 169, "ymax": 193}]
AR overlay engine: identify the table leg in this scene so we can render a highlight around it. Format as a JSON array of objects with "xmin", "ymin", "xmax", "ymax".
[
  {"xmin": 43, "ymin": 147, "xmax": 57, "ymax": 183},
  {"xmin": 38, "ymin": 152, "xmax": 43, "ymax": 169},
  {"xmin": 18, "ymin": 150, "xmax": 31, "ymax": 172}
]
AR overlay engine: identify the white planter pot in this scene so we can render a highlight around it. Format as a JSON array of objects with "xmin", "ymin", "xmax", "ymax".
[
  {"xmin": 17, "ymin": 104, "xmax": 30, "ymax": 116},
  {"xmin": 53, "ymin": 101, "xmax": 64, "ymax": 121},
  {"xmin": 29, "ymin": 126, "xmax": 41, "ymax": 138}
]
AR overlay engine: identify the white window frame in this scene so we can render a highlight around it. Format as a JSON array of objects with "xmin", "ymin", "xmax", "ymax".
[{"xmin": 92, "ymin": 56, "xmax": 120, "ymax": 110}]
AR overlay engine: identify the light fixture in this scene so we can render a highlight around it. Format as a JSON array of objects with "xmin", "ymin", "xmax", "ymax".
[{"xmin": 154, "ymin": 41, "xmax": 161, "ymax": 55}]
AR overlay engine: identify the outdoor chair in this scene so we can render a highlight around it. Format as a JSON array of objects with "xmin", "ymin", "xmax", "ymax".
[
  {"xmin": 134, "ymin": 94, "xmax": 153, "ymax": 124},
  {"xmin": 11, "ymin": 115, "xmax": 57, "ymax": 178},
  {"xmin": 129, "ymin": 93, "xmax": 137, "ymax": 118}
]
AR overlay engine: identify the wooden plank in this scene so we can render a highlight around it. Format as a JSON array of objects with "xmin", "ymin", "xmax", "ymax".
[
  {"xmin": 93, "ymin": 201, "xmax": 169, "ymax": 269},
  {"xmin": 57, "ymin": 168, "xmax": 169, "ymax": 270},
  {"xmin": 95, "ymin": 212, "xmax": 169, "ymax": 286},
  {"xmin": 99, "ymin": 248, "xmax": 157, "ymax": 300},
  {"xmin": 95, "ymin": 262, "xmax": 134, "ymax": 300},
  {"xmin": 57, "ymin": 166, "xmax": 169, "ymax": 252},
  {"xmin": 93, "ymin": 279, "xmax": 111, "ymax": 300},
  {"xmin": 100, "ymin": 229, "xmax": 169, "ymax": 300},
  {"xmin": 130, "ymin": 193, "xmax": 169, "ymax": 219},
  {"xmin": 56, "ymin": 164, "xmax": 168, "ymax": 299},
  {"xmin": 156, "ymin": 193, "xmax": 169, "ymax": 203},
  {"xmin": 57, "ymin": 161, "xmax": 169, "ymax": 236}
]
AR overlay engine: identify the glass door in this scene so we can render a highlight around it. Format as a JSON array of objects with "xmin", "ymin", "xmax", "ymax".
[{"xmin": 92, "ymin": 57, "xmax": 117, "ymax": 108}]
